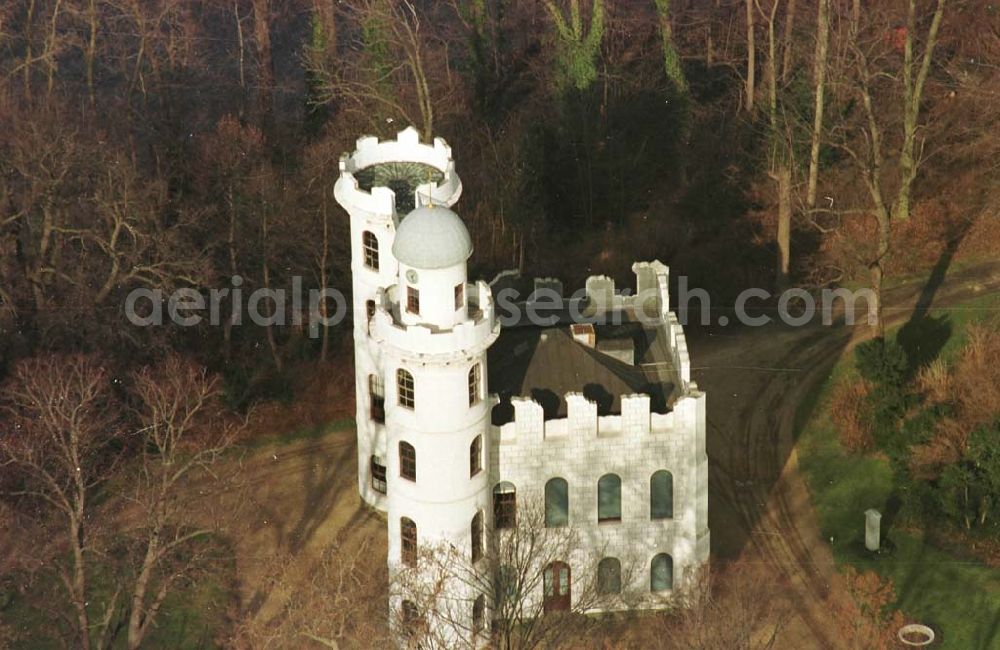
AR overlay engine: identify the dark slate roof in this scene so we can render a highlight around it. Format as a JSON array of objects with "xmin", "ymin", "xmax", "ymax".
[{"xmin": 488, "ymin": 322, "xmax": 677, "ymax": 425}]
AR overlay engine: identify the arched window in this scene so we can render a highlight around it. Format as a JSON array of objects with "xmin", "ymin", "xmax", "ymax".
[
  {"xmin": 495, "ymin": 564, "xmax": 518, "ymax": 606},
  {"xmin": 399, "ymin": 441, "xmax": 416, "ymax": 481},
  {"xmin": 362, "ymin": 231, "xmax": 379, "ymax": 270},
  {"xmin": 650, "ymin": 470, "xmax": 674, "ymax": 519},
  {"xmin": 455, "ymin": 283, "xmax": 465, "ymax": 311},
  {"xmin": 401, "ymin": 517, "xmax": 417, "ymax": 566},
  {"xmin": 471, "ymin": 510, "xmax": 483, "ymax": 563},
  {"xmin": 543, "ymin": 561, "xmax": 571, "ymax": 612},
  {"xmin": 400, "ymin": 599, "xmax": 422, "ymax": 638},
  {"xmin": 472, "ymin": 593, "xmax": 485, "ymax": 637},
  {"xmin": 470, "ymin": 434, "xmax": 482, "ymax": 477},
  {"xmin": 493, "ymin": 482, "xmax": 516, "ymax": 529},
  {"xmin": 597, "ymin": 557, "xmax": 622, "ymax": 595},
  {"xmin": 365, "ymin": 300, "xmax": 376, "ymax": 333},
  {"xmin": 397, "ymin": 368, "xmax": 414, "ymax": 409},
  {"xmin": 544, "ymin": 477, "xmax": 569, "ymax": 528},
  {"xmin": 369, "ymin": 374, "xmax": 385, "ymax": 423},
  {"xmin": 370, "ymin": 455, "xmax": 386, "ymax": 494},
  {"xmin": 650, "ymin": 553, "xmax": 673, "ymax": 592},
  {"xmin": 468, "ymin": 363, "xmax": 482, "ymax": 406},
  {"xmin": 597, "ymin": 474, "xmax": 622, "ymax": 523}
]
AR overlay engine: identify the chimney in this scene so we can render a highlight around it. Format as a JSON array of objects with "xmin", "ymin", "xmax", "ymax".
[{"xmin": 571, "ymin": 323, "xmax": 596, "ymax": 348}]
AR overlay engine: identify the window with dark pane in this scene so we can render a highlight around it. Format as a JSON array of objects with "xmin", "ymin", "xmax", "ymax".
[
  {"xmin": 399, "ymin": 441, "xmax": 416, "ymax": 481},
  {"xmin": 598, "ymin": 474, "xmax": 622, "ymax": 522},
  {"xmin": 493, "ymin": 482, "xmax": 516, "ymax": 529}
]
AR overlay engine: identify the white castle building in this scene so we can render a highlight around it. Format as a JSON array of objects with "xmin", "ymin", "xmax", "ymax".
[{"xmin": 334, "ymin": 127, "xmax": 709, "ymax": 646}]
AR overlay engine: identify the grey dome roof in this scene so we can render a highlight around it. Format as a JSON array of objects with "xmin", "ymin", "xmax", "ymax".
[{"xmin": 392, "ymin": 205, "xmax": 472, "ymax": 269}]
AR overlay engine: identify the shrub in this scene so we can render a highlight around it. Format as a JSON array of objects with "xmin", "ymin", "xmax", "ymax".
[
  {"xmin": 855, "ymin": 337, "xmax": 908, "ymax": 390},
  {"xmin": 830, "ymin": 378, "xmax": 876, "ymax": 453},
  {"xmin": 916, "ymin": 358, "xmax": 951, "ymax": 405}
]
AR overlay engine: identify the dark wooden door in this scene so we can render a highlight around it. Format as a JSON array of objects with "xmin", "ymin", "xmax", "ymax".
[{"xmin": 544, "ymin": 561, "xmax": 571, "ymax": 612}]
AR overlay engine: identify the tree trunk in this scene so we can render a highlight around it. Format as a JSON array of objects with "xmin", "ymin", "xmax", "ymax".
[
  {"xmin": 235, "ymin": 0, "xmax": 246, "ymax": 115},
  {"xmin": 70, "ymin": 513, "xmax": 92, "ymax": 650},
  {"xmin": 45, "ymin": 0, "xmax": 65, "ymax": 96},
  {"xmin": 86, "ymin": 0, "xmax": 98, "ymax": 107},
  {"xmin": 260, "ymin": 204, "xmax": 282, "ymax": 372},
  {"xmin": 312, "ymin": 0, "xmax": 338, "ymax": 60},
  {"xmin": 655, "ymin": 0, "xmax": 688, "ymax": 96},
  {"xmin": 763, "ymin": 0, "xmax": 779, "ymax": 128},
  {"xmin": 870, "ymin": 210, "xmax": 890, "ymax": 338},
  {"xmin": 319, "ymin": 192, "xmax": 330, "ymax": 363},
  {"xmin": 775, "ymin": 166, "xmax": 792, "ymax": 290},
  {"xmin": 126, "ymin": 529, "xmax": 160, "ymax": 649},
  {"xmin": 895, "ymin": 0, "xmax": 946, "ymax": 221},
  {"xmin": 24, "ymin": 0, "xmax": 36, "ymax": 100},
  {"xmin": 780, "ymin": 0, "xmax": 797, "ymax": 83},
  {"xmin": 251, "ymin": 0, "xmax": 274, "ymax": 121},
  {"xmin": 806, "ymin": 0, "xmax": 829, "ymax": 210},
  {"xmin": 745, "ymin": 0, "xmax": 755, "ymax": 112},
  {"xmin": 225, "ymin": 186, "xmax": 238, "ymax": 361}
]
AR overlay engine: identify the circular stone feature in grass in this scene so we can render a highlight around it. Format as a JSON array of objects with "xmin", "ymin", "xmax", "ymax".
[
  {"xmin": 354, "ymin": 162, "xmax": 444, "ymax": 214},
  {"xmin": 897, "ymin": 624, "xmax": 935, "ymax": 647}
]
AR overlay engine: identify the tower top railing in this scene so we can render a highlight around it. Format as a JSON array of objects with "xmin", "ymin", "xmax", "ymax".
[{"xmin": 335, "ymin": 126, "xmax": 462, "ymax": 219}]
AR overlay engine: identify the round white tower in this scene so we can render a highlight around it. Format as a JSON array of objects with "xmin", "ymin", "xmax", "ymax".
[
  {"xmin": 371, "ymin": 204, "xmax": 499, "ymax": 646},
  {"xmin": 334, "ymin": 127, "xmax": 462, "ymax": 511}
]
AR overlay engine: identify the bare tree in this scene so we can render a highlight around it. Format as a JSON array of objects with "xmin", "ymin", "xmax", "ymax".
[
  {"xmin": 825, "ymin": 567, "xmax": 905, "ymax": 650},
  {"xmin": 756, "ymin": 0, "xmax": 794, "ymax": 289},
  {"xmin": 393, "ymin": 500, "xmax": 635, "ymax": 650},
  {"xmin": 89, "ymin": 154, "xmax": 206, "ymax": 305},
  {"xmin": 838, "ymin": 0, "xmax": 945, "ymax": 334},
  {"xmin": 780, "ymin": 0, "xmax": 797, "ymax": 83},
  {"xmin": 122, "ymin": 356, "xmax": 239, "ymax": 649},
  {"xmin": 745, "ymin": 0, "xmax": 756, "ymax": 111},
  {"xmin": 895, "ymin": 0, "xmax": 946, "ymax": 222},
  {"xmin": 230, "ymin": 531, "xmax": 391, "ymax": 648},
  {"xmin": 250, "ymin": 0, "xmax": 273, "ymax": 119},
  {"xmin": 659, "ymin": 561, "xmax": 790, "ymax": 650},
  {"xmin": 1, "ymin": 105, "xmax": 83, "ymax": 317},
  {"xmin": 78, "ymin": 0, "xmax": 101, "ymax": 106},
  {"xmin": 805, "ymin": 0, "xmax": 829, "ymax": 210},
  {"xmin": 309, "ymin": 0, "xmax": 445, "ymax": 140},
  {"xmin": 301, "ymin": 138, "xmax": 352, "ymax": 362},
  {"xmin": 109, "ymin": 0, "xmax": 199, "ymax": 105},
  {"xmin": 0, "ymin": 355, "xmax": 123, "ymax": 650}
]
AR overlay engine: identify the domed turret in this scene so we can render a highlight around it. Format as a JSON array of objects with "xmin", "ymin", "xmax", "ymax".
[
  {"xmin": 393, "ymin": 205, "xmax": 473, "ymax": 330},
  {"xmin": 392, "ymin": 205, "xmax": 473, "ymax": 270}
]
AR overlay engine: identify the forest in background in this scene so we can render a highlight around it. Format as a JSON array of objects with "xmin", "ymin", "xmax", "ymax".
[
  {"xmin": 0, "ymin": 0, "xmax": 997, "ymax": 383},
  {"xmin": 1, "ymin": 1, "xmax": 999, "ymax": 648}
]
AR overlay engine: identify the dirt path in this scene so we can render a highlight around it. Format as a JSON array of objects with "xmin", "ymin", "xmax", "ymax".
[
  {"xmin": 691, "ymin": 260, "xmax": 1000, "ymax": 648},
  {"xmin": 185, "ymin": 428, "xmax": 385, "ymax": 634}
]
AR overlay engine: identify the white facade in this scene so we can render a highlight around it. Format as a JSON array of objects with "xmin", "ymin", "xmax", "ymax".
[{"xmin": 336, "ymin": 128, "xmax": 709, "ymax": 647}]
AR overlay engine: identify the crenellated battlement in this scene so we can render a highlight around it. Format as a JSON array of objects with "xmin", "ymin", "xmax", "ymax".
[
  {"xmin": 492, "ymin": 260, "xmax": 693, "ymax": 388},
  {"xmin": 496, "ymin": 390, "xmax": 705, "ymax": 446},
  {"xmin": 371, "ymin": 280, "xmax": 500, "ymax": 359},
  {"xmin": 334, "ymin": 126, "xmax": 462, "ymax": 219}
]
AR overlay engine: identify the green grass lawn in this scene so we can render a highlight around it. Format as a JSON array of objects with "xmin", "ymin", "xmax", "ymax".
[{"xmin": 797, "ymin": 293, "xmax": 1000, "ymax": 650}]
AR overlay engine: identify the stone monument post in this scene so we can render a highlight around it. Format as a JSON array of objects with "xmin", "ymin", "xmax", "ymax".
[{"xmin": 865, "ymin": 509, "xmax": 882, "ymax": 552}]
